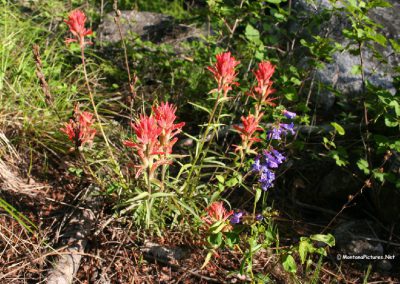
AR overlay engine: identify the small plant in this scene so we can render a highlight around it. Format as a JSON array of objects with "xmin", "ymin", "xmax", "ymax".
[{"xmin": 60, "ymin": 104, "xmax": 96, "ymax": 151}]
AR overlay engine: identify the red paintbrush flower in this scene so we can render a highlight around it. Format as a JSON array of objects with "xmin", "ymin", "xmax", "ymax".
[
  {"xmin": 64, "ymin": 10, "xmax": 93, "ymax": 48},
  {"xmin": 124, "ymin": 115, "xmax": 169, "ymax": 178},
  {"xmin": 248, "ymin": 61, "xmax": 277, "ymax": 108},
  {"xmin": 61, "ymin": 104, "xmax": 96, "ymax": 149},
  {"xmin": 207, "ymin": 52, "xmax": 240, "ymax": 96},
  {"xmin": 152, "ymin": 102, "xmax": 185, "ymax": 155},
  {"xmin": 233, "ymin": 113, "xmax": 263, "ymax": 154},
  {"xmin": 202, "ymin": 202, "xmax": 234, "ymax": 232}
]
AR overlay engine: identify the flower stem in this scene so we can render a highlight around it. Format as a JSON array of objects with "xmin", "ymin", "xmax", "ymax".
[
  {"xmin": 185, "ymin": 91, "xmax": 222, "ymax": 193},
  {"xmin": 80, "ymin": 47, "xmax": 125, "ymax": 182}
]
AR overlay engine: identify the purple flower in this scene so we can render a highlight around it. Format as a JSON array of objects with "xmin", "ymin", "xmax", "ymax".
[
  {"xmin": 263, "ymin": 151, "xmax": 279, "ymax": 168},
  {"xmin": 271, "ymin": 149, "xmax": 285, "ymax": 164},
  {"xmin": 252, "ymin": 148, "xmax": 286, "ymax": 191},
  {"xmin": 230, "ymin": 212, "xmax": 243, "ymax": 224},
  {"xmin": 281, "ymin": 122, "xmax": 295, "ymax": 135},
  {"xmin": 252, "ymin": 155, "xmax": 262, "ymax": 172},
  {"xmin": 283, "ymin": 110, "xmax": 296, "ymax": 119},
  {"xmin": 260, "ymin": 167, "xmax": 275, "ymax": 191},
  {"xmin": 255, "ymin": 214, "xmax": 263, "ymax": 221},
  {"xmin": 268, "ymin": 126, "xmax": 282, "ymax": 140}
]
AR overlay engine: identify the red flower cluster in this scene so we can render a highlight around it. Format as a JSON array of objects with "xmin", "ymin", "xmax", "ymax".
[
  {"xmin": 249, "ymin": 61, "xmax": 276, "ymax": 108},
  {"xmin": 64, "ymin": 10, "xmax": 93, "ymax": 48},
  {"xmin": 153, "ymin": 102, "xmax": 185, "ymax": 155},
  {"xmin": 202, "ymin": 202, "xmax": 233, "ymax": 232},
  {"xmin": 233, "ymin": 113, "xmax": 263, "ymax": 154},
  {"xmin": 61, "ymin": 104, "xmax": 96, "ymax": 149},
  {"xmin": 124, "ymin": 102, "xmax": 184, "ymax": 178},
  {"xmin": 207, "ymin": 52, "xmax": 240, "ymax": 96}
]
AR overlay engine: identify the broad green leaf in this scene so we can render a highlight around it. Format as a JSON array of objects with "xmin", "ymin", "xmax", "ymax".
[
  {"xmin": 310, "ymin": 234, "xmax": 335, "ymax": 247},
  {"xmin": 357, "ymin": 159, "xmax": 370, "ymax": 175},
  {"xmin": 216, "ymin": 175, "xmax": 225, "ymax": 184},
  {"xmin": 208, "ymin": 231, "xmax": 223, "ymax": 246},
  {"xmin": 330, "ymin": 122, "xmax": 345, "ymax": 135},
  {"xmin": 389, "ymin": 100, "xmax": 400, "ymax": 116},
  {"xmin": 245, "ymin": 24, "xmax": 260, "ymax": 44},
  {"xmin": 225, "ymin": 177, "xmax": 238, "ymax": 187},
  {"xmin": 282, "ymin": 255, "xmax": 297, "ymax": 273},
  {"xmin": 299, "ymin": 239, "xmax": 312, "ymax": 264}
]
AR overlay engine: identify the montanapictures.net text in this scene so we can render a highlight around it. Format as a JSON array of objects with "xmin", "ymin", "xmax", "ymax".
[{"xmin": 341, "ymin": 254, "xmax": 396, "ymax": 260}]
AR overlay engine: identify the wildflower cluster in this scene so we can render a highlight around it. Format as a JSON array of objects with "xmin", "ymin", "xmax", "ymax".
[
  {"xmin": 61, "ymin": 104, "xmax": 96, "ymax": 149},
  {"xmin": 64, "ymin": 10, "xmax": 93, "ymax": 48},
  {"xmin": 230, "ymin": 211, "xmax": 263, "ymax": 225},
  {"xmin": 249, "ymin": 61, "xmax": 277, "ymax": 114},
  {"xmin": 252, "ymin": 149, "xmax": 286, "ymax": 191},
  {"xmin": 233, "ymin": 113, "xmax": 263, "ymax": 154},
  {"xmin": 207, "ymin": 52, "xmax": 240, "ymax": 96},
  {"xmin": 234, "ymin": 59, "xmax": 279, "ymax": 156},
  {"xmin": 202, "ymin": 201, "xmax": 234, "ymax": 232},
  {"xmin": 124, "ymin": 102, "xmax": 185, "ymax": 179}
]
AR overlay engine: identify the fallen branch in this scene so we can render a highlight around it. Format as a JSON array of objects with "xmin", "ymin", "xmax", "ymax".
[{"xmin": 46, "ymin": 185, "xmax": 105, "ymax": 284}]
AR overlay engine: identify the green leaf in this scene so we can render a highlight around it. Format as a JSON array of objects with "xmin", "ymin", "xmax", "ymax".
[
  {"xmin": 245, "ymin": 24, "xmax": 261, "ymax": 44},
  {"xmin": 188, "ymin": 102, "xmax": 210, "ymax": 114},
  {"xmin": 216, "ymin": 175, "xmax": 225, "ymax": 184},
  {"xmin": 299, "ymin": 239, "xmax": 312, "ymax": 264},
  {"xmin": 254, "ymin": 188, "xmax": 262, "ymax": 204},
  {"xmin": 282, "ymin": 255, "xmax": 297, "ymax": 273},
  {"xmin": 201, "ymin": 251, "xmax": 214, "ymax": 269},
  {"xmin": 225, "ymin": 177, "xmax": 238, "ymax": 187},
  {"xmin": 385, "ymin": 116, "xmax": 399, "ymax": 127},
  {"xmin": 330, "ymin": 122, "xmax": 345, "ymax": 135},
  {"xmin": 389, "ymin": 100, "xmax": 400, "ymax": 116},
  {"xmin": 351, "ymin": 64, "xmax": 362, "ymax": 75},
  {"xmin": 357, "ymin": 159, "xmax": 370, "ymax": 175},
  {"xmin": 207, "ymin": 231, "xmax": 223, "ymax": 246},
  {"xmin": 310, "ymin": 234, "xmax": 335, "ymax": 247},
  {"xmin": 209, "ymin": 221, "xmax": 227, "ymax": 234},
  {"xmin": 389, "ymin": 39, "xmax": 400, "ymax": 53}
]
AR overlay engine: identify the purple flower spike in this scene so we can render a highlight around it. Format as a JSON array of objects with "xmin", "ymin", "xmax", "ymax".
[
  {"xmin": 230, "ymin": 212, "xmax": 243, "ymax": 224},
  {"xmin": 260, "ymin": 167, "xmax": 275, "ymax": 191},
  {"xmin": 283, "ymin": 110, "xmax": 296, "ymax": 119},
  {"xmin": 281, "ymin": 122, "xmax": 295, "ymax": 135},
  {"xmin": 256, "ymin": 214, "xmax": 263, "ymax": 221},
  {"xmin": 271, "ymin": 149, "xmax": 285, "ymax": 164},
  {"xmin": 252, "ymin": 155, "xmax": 262, "ymax": 172},
  {"xmin": 263, "ymin": 151, "xmax": 279, "ymax": 168},
  {"xmin": 268, "ymin": 126, "xmax": 282, "ymax": 140}
]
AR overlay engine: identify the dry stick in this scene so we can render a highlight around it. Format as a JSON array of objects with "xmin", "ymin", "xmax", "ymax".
[
  {"xmin": 321, "ymin": 155, "xmax": 391, "ymax": 234},
  {"xmin": 113, "ymin": 0, "xmax": 136, "ymax": 99},
  {"xmin": 46, "ymin": 185, "xmax": 103, "ymax": 284},
  {"xmin": 32, "ymin": 44, "xmax": 53, "ymax": 106}
]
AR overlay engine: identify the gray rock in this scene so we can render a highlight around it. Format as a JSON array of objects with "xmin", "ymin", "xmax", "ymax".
[
  {"xmin": 98, "ymin": 10, "xmax": 206, "ymax": 45},
  {"xmin": 318, "ymin": 167, "xmax": 361, "ymax": 202},
  {"xmin": 294, "ymin": 0, "xmax": 400, "ymax": 110},
  {"xmin": 377, "ymin": 259, "xmax": 393, "ymax": 271},
  {"xmin": 334, "ymin": 220, "xmax": 384, "ymax": 256}
]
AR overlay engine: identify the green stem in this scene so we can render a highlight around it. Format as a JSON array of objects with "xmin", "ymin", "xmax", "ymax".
[
  {"xmin": 184, "ymin": 90, "xmax": 223, "ymax": 193},
  {"xmin": 80, "ymin": 47, "xmax": 125, "ymax": 182}
]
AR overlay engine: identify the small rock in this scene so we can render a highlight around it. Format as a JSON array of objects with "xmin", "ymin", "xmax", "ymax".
[
  {"xmin": 377, "ymin": 259, "xmax": 393, "ymax": 272},
  {"xmin": 98, "ymin": 10, "xmax": 206, "ymax": 46},
  {"xmin": 293, "ymin": 0, "xmax": 400, "ymax": 111},
  {"xmin": 334, "ymin": 220, "xmax": 383, "ymax": 257}
]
